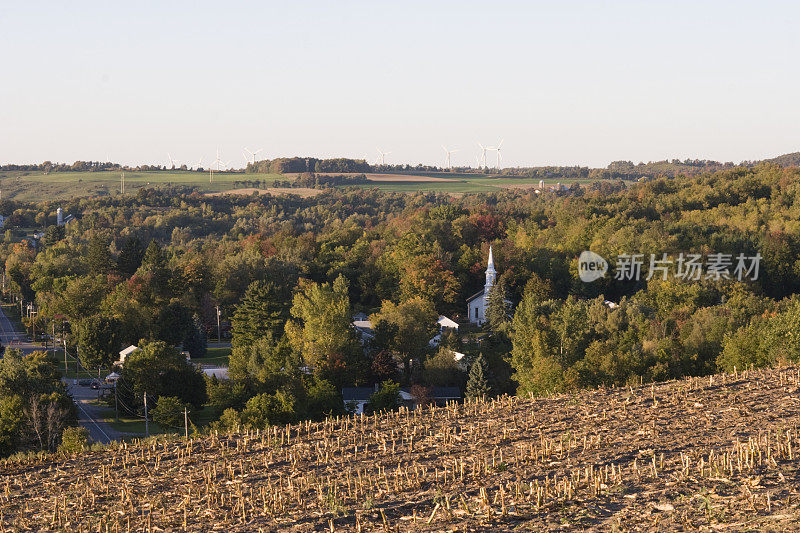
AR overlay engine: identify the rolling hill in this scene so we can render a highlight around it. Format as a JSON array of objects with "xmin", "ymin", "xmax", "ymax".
[{"xmin": 3, "ymin": 365, "xmax": 800, "ymax": 531}]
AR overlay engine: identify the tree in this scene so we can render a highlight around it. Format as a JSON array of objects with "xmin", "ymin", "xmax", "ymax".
[
  {"xmin": 370, "ymin": 296, "xmax": 438, "ymax": 379},
  {"xmin": 154, "ymin": 300, "xmax": 192, "ymax": 346},
  {"xmin": 73, "ymin": 315, "xmax": 124, "ymax": 369},
  {"xmin": 138, "ymin": 241, "xmax": 170, "ymax": 299},
  {"xmin": 285, "ymin": 275, "xmax": 360, "ymax": 376},
  {"xmin": 55, "ymin": 275, "xmax": 106, "ymax": 320},
  {"xmin": 305, "ymin": 378, "xmax": 345, "ymax": 420},
  {"xmin": 228, "ymin": 334, "xmax": 299, "ymax": 391},
  {"xmin": 44, "ymin": 225, "xmax": 65, "ymax": 245},
  {"xmin": 183, "ymin": 314, "xmax": 208, "ymax": 358},
  {"xmin": 116, "ymin": 341, "xmax": 207, "ymax": 411},
  {"xmin": 87, "ymin": 234, "xmax": 113, "ymax": 275},
  {"xmin": 152, "ymin": 396, "xmax": 189, "ymax": 429},
  {"xmin": 364, "ymin": 380, "xmax": 401, "ymax": 414},
  {"xmin": 241, "ymin": 389, "xmax": 298, "ymax": 428},
  {"xmin": 422, "ymin": 347, "xmax": 463, "ymax": 387},
  {"xmin": 485, "ymin": 280, "xmax": 511, "ymax": 333},
  {"xmin": 465, "ymin": 353, "xmax": 491, "ymax": 399},
  {"xmin": 510, "ymin": 286, "xmax": 564, "ymax": 396},
  {"xmin": 117, "ymin": 236, "xmax": 145, "ymax": 276},
  {"xmin": 231, "ymin": 280, "xmax": 291, "ymax": 347},
  {"xmin": 370, "ymin": 349, "xmax": 398, "ymax": 383}
]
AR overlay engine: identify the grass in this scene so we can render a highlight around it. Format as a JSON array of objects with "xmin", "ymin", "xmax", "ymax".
[
  {"xmin": 0, "ymin": 170, "xmax": 286, "ymax": 201},
  {"xmin": 349, "ymin": 173, "xmax": 597, "ymax": 194},
  {"xmin": 99, "ymin": 402, "xmax": 218, "ymax": 437},
  {"xmin": 0, "ymin": 169, "xmax": 608, "ymax": 200},
  {"xmin": 200, "ymin": 346, "xmax": 231, "ymax": 367}
]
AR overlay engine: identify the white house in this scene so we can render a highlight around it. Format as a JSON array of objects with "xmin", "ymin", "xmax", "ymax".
[
  {"xmin": 115, "ymin": 345, "xmax": 140, "ymax": 366},
  {"xmin": 466, "ymin": 246, "xmax": 498, "ymax": 325}
]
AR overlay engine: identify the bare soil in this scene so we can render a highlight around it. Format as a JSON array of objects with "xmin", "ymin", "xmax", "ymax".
[
  {"xmin": 205, "ymin": 187, "xmax": 322, "ymax": 198},
  {"xmin": 3, "ymin": 366, "xmax": 800, "ymax": 531}
]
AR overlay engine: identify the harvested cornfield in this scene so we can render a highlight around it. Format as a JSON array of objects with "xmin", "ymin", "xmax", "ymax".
[{"xmin": 4, "ymin": 366, "xmax": 800, "ymax": 531}]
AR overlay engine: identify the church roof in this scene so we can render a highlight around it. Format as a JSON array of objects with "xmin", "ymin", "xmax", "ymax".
[{"xmin": 466, "ymin": 289, "xmax": 486, "ymax": 303}]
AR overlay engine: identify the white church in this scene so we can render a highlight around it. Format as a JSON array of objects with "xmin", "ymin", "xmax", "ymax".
[{"xmin": 466, "ymin": 246, "xmax": 500, "ymax": 325}]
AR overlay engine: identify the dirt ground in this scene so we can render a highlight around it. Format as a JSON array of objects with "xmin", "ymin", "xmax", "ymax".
[
  {"xmin": 205, "ymin": 187, "xmax": 322, "ymax": 198},
  {"xmin": 3, "ymin": 366, "xmax": 800, "ymax": 531}
]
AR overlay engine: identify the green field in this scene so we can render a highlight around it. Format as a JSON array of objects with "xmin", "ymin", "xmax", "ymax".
[
  {"xmin": 0, "ymin": 169, "xmax": 601, "ymax": 200},
  {"xmin": 0, "ymin": 170, "xmax": 284, "ymax": 201},
  {"xmin": 351, "ymin": 173, "xmax": 595, "ymax": 194}
]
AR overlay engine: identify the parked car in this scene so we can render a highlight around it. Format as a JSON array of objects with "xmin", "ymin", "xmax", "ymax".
[{"xmin": 89, "ymin": 380, "xmax": 101, "ymax": 390}]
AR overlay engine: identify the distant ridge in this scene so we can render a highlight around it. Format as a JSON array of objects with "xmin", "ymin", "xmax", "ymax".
[{"xmin": 762, "ymin": 152, "xmax": 800, "ymax": 167}]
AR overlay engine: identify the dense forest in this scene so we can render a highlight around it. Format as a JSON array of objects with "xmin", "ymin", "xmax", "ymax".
[{"xmin": 3, "ymin": 162, "xmax": 800, "ymax": 455}]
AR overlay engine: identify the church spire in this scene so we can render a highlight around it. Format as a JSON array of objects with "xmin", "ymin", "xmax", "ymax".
[{"xmin": 485, "ymin": 245, "xmax": 496, "ymax": 290}]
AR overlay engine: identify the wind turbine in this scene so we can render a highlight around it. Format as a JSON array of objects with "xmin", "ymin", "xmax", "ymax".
[
  {"xmin": 477, "ymin": 143, "xmax": 488, "ymax": 168},
  {"xmin": 376, "ymin": 148, "xmax": 391, "ymax": 166},
  {"xmin": 442, "ymin": 146, "xmax": 459, "ymax": 170},
  {"xmin": 492, "ymin": 139, "xmax": 504, "ymax": 169},
  {"xmin": 209, "ymin": 149, "xmax": 226, "ymax": 183},
  {"xmin": 243, "ymin": 147, "xmax": 263, "ymax": 165},
  {"xmin": 196, "ymin": 156, "xmax": 203, "ymax": 170},
  {"xmin": 167, "ymin": 153, "xmax": 176, "ymax": 169}
]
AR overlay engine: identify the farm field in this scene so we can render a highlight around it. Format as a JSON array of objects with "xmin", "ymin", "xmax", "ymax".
[
  {"xmin": 0, "ymin": 169, "xmax": 602, "ymax": 200},
  {"xmin": 4, "ymin": 365, "xmax": 800, "ymax": 531},
  {"xmin": 0, "ymin": 170, "xmax": 284, "ymax": 201}
]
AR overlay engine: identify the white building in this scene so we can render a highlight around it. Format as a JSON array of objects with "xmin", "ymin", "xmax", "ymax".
[
  {"xmin": 466, "ymin": 246, "xmax": 497, "ymax": 325},
  {"xmin": 114, "ymin": 345, "xmax": 140, "ymax": 366}
]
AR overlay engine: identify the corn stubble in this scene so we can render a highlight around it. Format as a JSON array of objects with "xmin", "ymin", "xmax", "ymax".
[{"xmin": 3, "ymin": 366, "xmax": 800, "ymax": 531}]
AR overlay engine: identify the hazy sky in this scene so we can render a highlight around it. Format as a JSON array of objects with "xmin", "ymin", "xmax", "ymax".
[{"xmin": 1, "ymin": 1, "xmax": 798, "ymax": 168}]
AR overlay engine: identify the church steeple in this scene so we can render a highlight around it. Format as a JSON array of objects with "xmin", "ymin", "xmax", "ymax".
[{"xmin": 485, "ymin": 246, "xmax": 496, "ymax": 291}]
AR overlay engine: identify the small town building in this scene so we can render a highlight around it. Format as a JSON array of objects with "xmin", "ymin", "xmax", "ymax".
[
  {"xmin": 115, "ymin": 345, "xmax": 140, "ymax": 366},
  {"xmin": 466, "ymin": 246, "xmax": 497, "ymax": 325}
]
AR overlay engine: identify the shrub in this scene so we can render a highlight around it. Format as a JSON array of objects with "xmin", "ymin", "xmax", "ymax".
[
  {"xmin": 152, "ymin": 396, "xmax": 189, "ymax": 429},
  {"xmin": 59, "ymin": 426, "xmax": 90, "ymax": 454}
]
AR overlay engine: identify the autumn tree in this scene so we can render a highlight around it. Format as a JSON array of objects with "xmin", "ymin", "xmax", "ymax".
[
  {"xmin": 370, "ymin": 296, "xmax": 438, "ymax": 380},
  {"xmin": 285, "ymin": 275, "xmax": 361, "ymax": 381}
]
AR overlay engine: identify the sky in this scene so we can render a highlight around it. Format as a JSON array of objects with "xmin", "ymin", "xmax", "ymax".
[{"xmin": 1, "ymin": 1, "xmax": 798, "ymax": 169}]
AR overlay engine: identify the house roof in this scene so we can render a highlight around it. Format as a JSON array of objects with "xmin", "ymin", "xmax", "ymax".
[
  {"xmin": 437, "ymin": 316, "xmax": 459, "ymax": 329},
  {"xmin": 431, "ymin": 386, "xmax": 461, "ymax": 399},
  {"xmin": 341, "ymin": 387, "xmax": 375, "ymax": 402},
  {"xmin": 119, "ymin": 345, "xmax": 139, "ymax": 357},
  {"xmin": 400, "ymin": 386, "xmax": 462, "ymax": 400},
  {"xmin": 466, "ymin": 289, "xmax": 485, "ymax": 303}
]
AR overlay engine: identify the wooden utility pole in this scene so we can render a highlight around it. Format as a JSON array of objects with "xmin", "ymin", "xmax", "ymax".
[
  {"xmin": 184, "ymin": 407, "xmax": 189, "ymax": 439},
  {"xmin": 144, "ymin": 392, "xmax": 149, "ymax": 438},
  {"xmin": 216, "ymin": 306, "xmax": 222, "ymax": 342}
]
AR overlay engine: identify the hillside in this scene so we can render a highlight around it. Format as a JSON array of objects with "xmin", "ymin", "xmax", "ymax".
[
  {"xmin": 2, "ymin": 366, "xmax": 800, "ymax": 531},
  {"xmin": 763, "ymin": 152, "xmax": 800, "ymax": 167}
]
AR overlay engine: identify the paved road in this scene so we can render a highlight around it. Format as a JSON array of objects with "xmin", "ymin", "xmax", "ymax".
[
  {"xmin": 63, "ymin": 380, "xmax": 128, "ymax": 444},
  {"xmin": 0, "ymin": 306, "xmax": 127, "ymax": 444},
  {"xmin": 0, "ymin": 306, "xmax": 39, "ymax": 353}
]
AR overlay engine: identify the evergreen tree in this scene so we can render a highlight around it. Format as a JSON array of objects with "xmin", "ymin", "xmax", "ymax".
[
  {"xmin": 231, "ymin": 280, "xmax": 292, "ymax": 347},
  {"xmin": 138, "ymin": 241, "xmax": 171, "ymax": 298},
  {"xmin": 465, "ymin": 353, "xmax": 491, "ymax": 399},
  {"xmin": 117, "ymin": 236, "xmax": 145, "ymax": 275},
  {"xmin": 87, "ymin": 234, "xmax": 113, "ymax": 275},
  {"xmin": 183, "ymin": 313, "xmax": 208, "ymax": 358},
  {"xmin": 485, "ymin": 280, "xmax": 510, "ymax": 333}
]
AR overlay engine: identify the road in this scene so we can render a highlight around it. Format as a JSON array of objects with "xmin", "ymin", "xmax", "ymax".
[
  {"xmin": 63, "ymin": 380, "xmax": 128, "ymax": 444},
  {"xmin": 0, "ymin": 305, "xmax": 126, "ymax": 444},
  {"xmin": 0, "ymin": 305, "xmax": 39, "ymax": 353}
]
